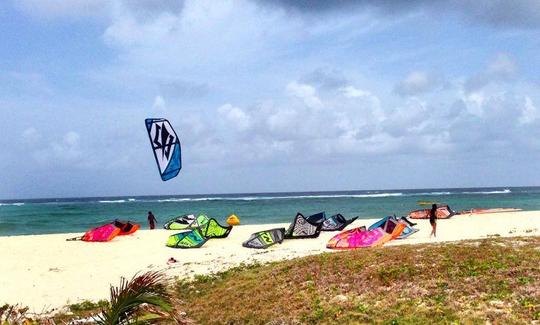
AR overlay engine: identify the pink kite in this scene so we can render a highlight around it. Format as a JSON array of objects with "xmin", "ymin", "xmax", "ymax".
[
  {"xmin": 67, "ymin": 224, "xmax": 121, "ymax": 242},
  {"xmin": 327, "ymin": 227, "xmax": 385, "ymax": 249}
]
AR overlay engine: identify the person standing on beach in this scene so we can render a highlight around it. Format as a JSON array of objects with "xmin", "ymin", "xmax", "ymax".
[
  {"xmin": 429, "ymin": 204, "xmax": 437, "ymax": 237},
  {"xmin": 147, "ymin": 211, "xmax": 157, "ymax": 230}
]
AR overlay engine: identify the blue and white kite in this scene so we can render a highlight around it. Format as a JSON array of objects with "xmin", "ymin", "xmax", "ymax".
[{"xmin": 145, "ymin": 118, "xmax": 182, "ymax": 181}]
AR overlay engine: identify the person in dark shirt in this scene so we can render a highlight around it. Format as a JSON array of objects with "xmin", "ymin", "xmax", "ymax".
[
  {"xmin": 429, "ymin": 204, "xmax": 437, "ymax": 237},
  {"xmin": 147, "ymin": 211, "xmax": 157, "ymax": 230}
]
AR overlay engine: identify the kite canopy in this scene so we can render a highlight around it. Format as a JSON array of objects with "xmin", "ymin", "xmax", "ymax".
[
  {"xmin": 323, "ymin": 214, "xmax": 357, "ymax": 231},
  {"xmin": 243, "ymin": 228, "xmax": 286, "ymax": 249},
  {"xmin": 326, "ymin": 226, "xmax": 366, "ymax": 249},
  {"xmin": 305, "ymin": 212, "xmax": 326, "ymax": 224},
  {"xmin": 163, "ymin": 214, "xmax": 210, "ymax": 230},
  {"xmin": 145, "ymin": 118, "xmax": 182, "ymax": 181},
  {"xmin": 326, "ymin": 226, "xmax": 387, "ymax": 249},
  {"xmin": 398, "ymin": 223, "xmax": 419, "ymax": 239},
  {"xmin": 66, "ymin": 224, "xmax": 121, "ymax": 242},
  {"xmin": 166, "ymin": 228, "xmax": 207, "ymax": 248},
  {"xmin": 200, "ymin": 218, "xmax": 232, "ymax": 238},
  {"xmin": 285, "ymin": 213, "xmax": 323, "ymax": 239},
  {"xmin": 369, "ymin": 216, "xmax": 417, "ymax": 240},
  {"xmin": 305, "ymin": 212, "xmax": 357, "ymax": 231},
  {"xmin": 382, "ymin": 221, "xmax": 407, "ymax": 241},
  {"xmin": 163, "ymin": 214, "xmax": 197, "ymax": 230},
  {"xmin": 408, "ymin": 205, "xmax": 456, "ymax": 219},
  {"xmin": 327, "ymin": 219, "xmax": 407, "ymax": 249},
  {"xmin": 113, "ymin": 220, "xmax": 140, "ymax": 235},
  {"xmin": 165, "ymin": 216, "xmax": 231, "ymax": 248}
]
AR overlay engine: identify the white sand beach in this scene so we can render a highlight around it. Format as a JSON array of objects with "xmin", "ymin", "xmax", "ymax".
[{"xmin": 0, "ymin": 211, "xmax": 539, "ymax": 312}]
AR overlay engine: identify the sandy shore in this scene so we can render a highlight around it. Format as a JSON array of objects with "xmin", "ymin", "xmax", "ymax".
[{"xmin": 1, "ymin": 211, "xmax": 539, "ymax": 312}]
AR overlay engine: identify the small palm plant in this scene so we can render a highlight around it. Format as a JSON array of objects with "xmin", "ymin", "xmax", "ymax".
[
  {"xmin": 0, "ymin": 304, "xmax": 34, "ymax": 324},
  {"xmin": 96, "ymin": 271, "xmax": 179, "ymax": 324}
]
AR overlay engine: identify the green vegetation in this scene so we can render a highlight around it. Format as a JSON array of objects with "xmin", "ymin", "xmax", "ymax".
[
  {"xmin": 69, "ymin": 299, "xmax": 109, "ymax": 313},
  {"xmin": 95, "ymin": 271, "xmax": 178, "ymax": 324},
  {"xmin": 176, "ymin": 236, "xmax": 540, "ymax": 324},
  {"xmin": 52, "ymin": 272, "xmax": 179, "ymax": 325},
  {"xmin": 0, "ymin": 304, "xmax": 36, "ymax": 324}
]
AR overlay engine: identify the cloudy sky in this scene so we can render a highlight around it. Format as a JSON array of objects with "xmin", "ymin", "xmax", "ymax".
[{"xmin": 1, "ymin": 0, "xmax": 540, "ymax": 199}]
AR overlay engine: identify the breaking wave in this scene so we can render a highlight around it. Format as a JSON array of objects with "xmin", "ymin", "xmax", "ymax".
[
  {"xmin": 156, "ymin": 193, "xmax": 404, "ymax": 202},
  {"xmin": 462, "ymin": 189, "xmax": 511, "ymax": 195},
  {"xmin": 98, "ymin": 200, "xmax": 127, "ymax": 203},
  {"xmin": 0, "ymin": 203, "xmax": 25, "ymax": 206}
]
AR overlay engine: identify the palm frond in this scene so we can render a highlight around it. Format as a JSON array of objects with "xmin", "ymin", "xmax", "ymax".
[{"xmin": 96, "ymin": 271, "xmax": 175, "ymax": 325}]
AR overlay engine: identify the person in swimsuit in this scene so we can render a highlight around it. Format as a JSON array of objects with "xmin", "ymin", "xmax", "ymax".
[
  {"xmin": 147, "ymin": 211, "xmax": 157, "ymax": 230},
  {"xmin": 429, "ymin": 204, "xmax": 437, "ymax": 237}
]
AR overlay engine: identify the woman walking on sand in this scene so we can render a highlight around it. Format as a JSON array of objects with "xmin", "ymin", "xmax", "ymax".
[
  {"xmin": 429, "ymin": 204, "xmax": 437, "ymax": 237},
  {"xmin": 147, "ymin": 211, "xmax": 157, "ymax": 230}
]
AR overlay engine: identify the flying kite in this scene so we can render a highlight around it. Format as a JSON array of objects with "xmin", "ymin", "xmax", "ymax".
[{"xmin": 145, "ymin": 118, "xmax": 182, "ymax": 181}]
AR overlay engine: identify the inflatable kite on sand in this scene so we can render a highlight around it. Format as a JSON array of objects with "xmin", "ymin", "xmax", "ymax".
[
  {"xmin": 408, "ymin": 205, "xmax": 521, "ymax": 219},
  {"xmin": 113, "ymin": 220, "xmax": 140, "ymax": 235},
  {"xmin": 164, "ymin": 214, "xmax": 199, "ymax": 230},
  {"xmin": 284, "ymin": 213, "xmax": 323, "ymax": 239},
  {"xmin": 166, "ymin": 228, "xmax": 208, "ymax": 248},
  {"xmin": 67, "ymin": 220, "xmax": 140, "ymax": 242},
  {"xmin": 408, "ymin": 205, "xmax": 456, "ymax": 219},
  {"xmin": 165, "ymin": 216, "xmax": 233, "ymax": 248},
  {"xmin": 369, "ymin": 216, "xmax": 418, "ymax": 239},
  {"xmin": 327, "ymin": 218, "xmax": 407, "ymax": 249},
  {"xmin": 326, "ymin": 226, "xmax": 380, "ymax": 249},
  {"xmin": 306, "ymin": 212, "xmax": 358, "ymax": 231},
  {"xmin": 243, "ymin": 228, "xmax": 286, "ymax": 249},
  {"xmin": 67, "ymin": 223, "xmax": 121, "ymax": 242}
]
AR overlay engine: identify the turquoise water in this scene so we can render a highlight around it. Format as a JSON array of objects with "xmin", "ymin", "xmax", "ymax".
[{"xmin": 1, "ymin": 187, "xmax": 539, "ymax": 236}]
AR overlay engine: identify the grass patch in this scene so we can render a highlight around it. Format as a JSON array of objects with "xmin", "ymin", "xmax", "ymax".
[{"xmin": 175, "ymin": 236, "xmax": 540, "ymax": 324}]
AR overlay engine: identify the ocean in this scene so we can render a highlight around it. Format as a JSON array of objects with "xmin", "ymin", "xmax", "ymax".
[{"xmin": 1, "ymin": 187, "xmax": 539, "ymax": 236}]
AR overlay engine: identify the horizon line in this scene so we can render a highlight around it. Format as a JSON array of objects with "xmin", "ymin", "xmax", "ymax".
[{"xmin": 2, "ymin": 185, "xmax": 539, "ymax": 202}]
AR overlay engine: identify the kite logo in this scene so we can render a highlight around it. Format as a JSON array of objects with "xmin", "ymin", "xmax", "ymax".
[
  {"xmin": 153, "ymin": 123, "xmax": 175, "ymax": 160},
  {"xmin": 260, "ymin": 232, "xmax": 273, "ymax": 244}
]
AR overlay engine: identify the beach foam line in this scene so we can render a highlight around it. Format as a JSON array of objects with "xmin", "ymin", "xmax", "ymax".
[
  {"xmin": 156, "ymin": 193, "xmax": 405, "ymax": 202},
  {"xmin": 0, "ymin": 188, "xmax": 517, "ymax": 207},
  {"xmin": 462, "ymin": 189, "xmax": 511, "ymax": 194}
]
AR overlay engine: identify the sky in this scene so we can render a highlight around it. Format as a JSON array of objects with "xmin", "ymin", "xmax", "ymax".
[{"xmin": 1, "ymin": 0, "xmax": 540, "ymax": 199}]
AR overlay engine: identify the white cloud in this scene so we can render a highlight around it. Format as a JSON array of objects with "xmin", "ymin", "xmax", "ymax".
[
  {"xmin": 33, "ymin": 131, "xmax": 83, "ymax": 165},
  {"xmin": 465, "ymin": 53, "xmax": 517, "ymax": 93},
  {"xmin": 519, "ymin": 96, "xmax": 538, "ymax": 124},
  {"xmin": 487, "ymin": 53, "xmax": 516, "ymax": 76},
  {"xmin": 340, "ymin": 86, "xmax": 370, "ymax": 98},
  {"xmin": 218, "ymin": 104, "xmax": 252, "ymax": 131},
  {"xmin": 394, "ymin": 71, "xmax": 442, "ymax": 96},
  {"xmin": 152, "ymin": 95, "xmax": 166, "ymax": 112},
  {"xmin": 22, "ymin": 127, "xmax": 41, "ymax": 144},
  {"xmin": 286, "ymin": 82, "xmax": 323, "ymax": 109}
]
